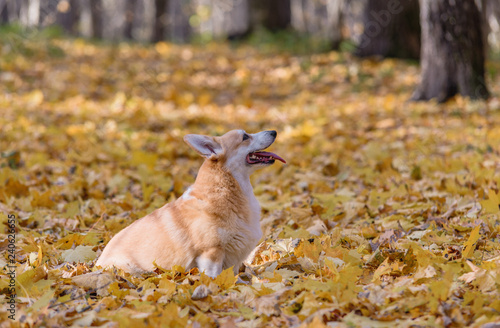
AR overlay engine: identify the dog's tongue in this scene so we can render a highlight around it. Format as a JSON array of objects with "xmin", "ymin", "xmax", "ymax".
[{"xmin": 253, "ymin": 151, "xmax": 286, "ymax": 163}]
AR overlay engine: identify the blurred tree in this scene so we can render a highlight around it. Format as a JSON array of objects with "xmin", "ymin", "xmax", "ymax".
[
  {"xmin": 0, "ymin": 4, "xmax": 7, "ymax": 23},
  {"xmin": 153, "ymin": 0, "xmax": 168, "ymax": 41},
  {"xmin": 39, "ymin": 0, "xmax": 59, "ymax": 27},
  {"xmin": 476, "ymin": 0, "xmax": 488, "ymax": 54},
  {"xmin": 412, "ymin": 0, "xmax": 489, "ymax": 102},
  {"xmin": 169, "ymin": 0, "xmax": 191, "ymax": 42},
  {"xmin": 124, "ymin": 0, "xmax": 138, "ymax": 39},
  {"xmin": 0, "ymin": 0, "xmax": 16, "ymax": 23},
  {"xmin": 101, "ymin": 0, "xmax": 127, "ymax": 40},
  {"xmin": 355, "ymin": 0, "xmax": 420, "ymax": 59},
  {"xmin": 251, "ymin": 0, "xmax": 291, "ymax": 31},
  {"xmin": 194, "ymin": 0, "xmax": 250, "ymax": 40},
  {"xmin": 90, "ymin": 0, "xmax": 102, "ymax": 38},
  {"xmin": 485, "ymin": 0, "xmax": 500, "ymax": 52},
  {"xmin": 20, "ymin": 0, "xmax": 40, "ymax": 27},
  {"xmin": 56, "ymin": 0, "xmax": 80, "ymax": 34},
  {"xmin": 1, "ymin": 0, "xmax": 499, "ymax": 52},
  {"xmin": 290, "ymin": 0, "xmax": 343, "ymax": 48}
]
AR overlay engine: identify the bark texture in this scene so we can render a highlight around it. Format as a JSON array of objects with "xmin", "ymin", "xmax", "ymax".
[{"xmin": 412, "ymin": 0, "xmax": 489, "ymax": 102}]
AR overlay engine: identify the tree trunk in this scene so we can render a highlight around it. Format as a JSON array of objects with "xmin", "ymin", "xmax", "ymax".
[
  {"xmin": 290, "ymin": 0, "xmax": 343, "ymax": 48},
  {"xmin": 476, "ymin": 0, "xmax": 488, "ymax": 54},
  {"xmin": 132, "ymin": 0, "xmax": 156, "ymax": 42},
  {"xmin": 56, "ymin": 0, "xmax": 79, "ymax": 34},
  {"xmin": 194, "ymin": 0, "xmax": 250, "ymax": 40},
  {"xmin": 90, "ymin": 0, "xmax": 102, "ymax": 38},
  {"xmin": 20, "ymin": 0, "xmax": 40, "ymax": 27},
  {"xmin": 153, "ymin": 0, "xmax": 168, "ymax": 42},
  {"xmin": 355, "ymin": 0, "xmax": 420, "ymax": 59},
  {"xmin": 169, "ymin": 0, "xmax": 192, "ymax": 42},
  {"xmin": 7, "ymin": 0, "xmax": 21, "ymax": 23},
  {"xmin": 79, "ymin": 0, "xmax": 92, "ymax": 37},
  {"xmin": 412, "ymin": 0, "xmax": 489, "ymax": 102},
  {"xmin": 266, "ymin": 0, "xmax": 291, "ymax": 31},
  {"xmin": 1, "ymin": 0, "xmax": 9, "ymax": 23},
  {"xmin": 252, "ymin": 0, "xmax": 291, "ymax": 31},
  {"xmin": 39, "ymin": 0, "xmax": 59, "ymax": 27},
  {"xmin": 124, "ymin": 0, "xmax": 138, "ymax": 39},
  {"xmin": 485, "ymin": 0, "xmax": 500, "ymax": 51},
  {"xmin": 101, "ymin": 0, "xmax": 127, "ymax": 40}
]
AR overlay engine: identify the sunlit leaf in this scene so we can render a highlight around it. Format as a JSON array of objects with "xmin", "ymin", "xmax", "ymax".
[
  {"xmin": 480, "ymin": 190, "xmax": 500, "ymax": 214},
  {"xmin": 462, "ymin": 225, "xmax": 480, "ymax": 260}
]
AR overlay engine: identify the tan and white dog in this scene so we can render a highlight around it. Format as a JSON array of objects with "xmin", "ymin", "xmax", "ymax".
[{"xmin": 96, "ymin": 130, "xmax": 285, "ymax": 278}]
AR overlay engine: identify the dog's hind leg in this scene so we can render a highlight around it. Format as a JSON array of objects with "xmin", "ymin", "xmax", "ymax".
[{"xmin": 196, "ymin": 249, "xmax": 223, "ymax": 278}]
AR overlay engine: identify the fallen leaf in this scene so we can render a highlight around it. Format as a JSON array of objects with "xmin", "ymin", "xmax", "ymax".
[
  {"xmin": 61, "ymin": 245, "xmax": 97, "ymax": 263},
  {"xmin": 191, "ymin": 284, "xmax": 211, "ymax": 300},
  {"xmin": 462, "ymin": 225, "xmax": 480, "ymax": 260},
  {"xmin": 480, "ymin": 190, "xmax": 500, "ymax": 214},
  {"xmin": 71, "ymin": 271, "xmax": 115, "ymax": 296}
]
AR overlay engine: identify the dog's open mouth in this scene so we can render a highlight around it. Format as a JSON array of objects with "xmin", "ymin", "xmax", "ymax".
[{"xmin": 246, "ymin": 151, "xmax": 286, "ymax": 165}]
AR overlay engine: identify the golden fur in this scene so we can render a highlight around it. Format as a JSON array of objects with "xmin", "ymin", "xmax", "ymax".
[{"xmin": 96, "ymin": 130, "xmax": 282, "ymax": 276}]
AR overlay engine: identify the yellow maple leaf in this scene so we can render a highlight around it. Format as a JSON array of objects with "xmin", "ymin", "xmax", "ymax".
[
  {"xmin": 372, "ymin": 257, "xmax": 391, "ymax": 282},
  {"xmin": 213, "ymin": 267, "xmax": 237, "ymax": 290},
  {"xmin": 29, "ymin": 289, "xmax": 55, "ymax": 312},
  {"xmin": 16, "ymin": 270, "xmax": 36, "ymax": 297},
  {"xmin": 158, "ymin": 277, "xmax": 177, "ymax": 299},
  {"xmin": 303, "ymin": 238, "xmax": 322, "ymax": 262},
  {"xmin": 480, "ymin": 190, "xmax": 500, "ymax": 214},
  {"xmin": 31, "ymin": 190, "xmax": 56, "ymax": 209},
  {"xmin": 462, "ymin": 225, "xmax": 480, "ymax": 260}
]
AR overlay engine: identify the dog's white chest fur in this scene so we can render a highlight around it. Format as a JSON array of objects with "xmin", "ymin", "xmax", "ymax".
[
  {"xmin": 234, "ymin": 174, "xmax": 263, "ymax": 242},
  {"xmin": 206, "ymin": 175, "xmax": 262, "ymax": 273}
]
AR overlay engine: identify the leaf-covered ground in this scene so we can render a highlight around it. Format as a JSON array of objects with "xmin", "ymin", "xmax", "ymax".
[{"xmin": 1, "ymin": 34, "xmax": 500, "ymax": 327}]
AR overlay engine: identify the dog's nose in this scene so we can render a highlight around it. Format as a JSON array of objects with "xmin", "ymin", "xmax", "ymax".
[{"xmin": 268, "ymin": 130, "xmax": 277, "ymax": 138}]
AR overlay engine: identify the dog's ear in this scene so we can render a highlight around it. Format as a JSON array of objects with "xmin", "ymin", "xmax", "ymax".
[{"xmin": 184, "ymin": 134, "xmax": 223, "ymax": 159}]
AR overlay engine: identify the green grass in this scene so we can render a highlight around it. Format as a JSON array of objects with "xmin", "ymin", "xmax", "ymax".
[
  {"xmin": 0, "ymin": 23, "xmax": 65, "ymax": 58},
  {"xmin": 244, "ymin": 27, "xmax": 334, "ymax": 55}
]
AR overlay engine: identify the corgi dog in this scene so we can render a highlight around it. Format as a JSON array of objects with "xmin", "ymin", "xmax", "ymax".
[{"xmin": 96, "ymin": 130, "xmax": 285, "ymax": 278}]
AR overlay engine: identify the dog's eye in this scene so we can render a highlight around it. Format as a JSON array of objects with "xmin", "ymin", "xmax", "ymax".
[{"xmin": 242, "ymin": 134, "xmax": 250, "ymax": 141}]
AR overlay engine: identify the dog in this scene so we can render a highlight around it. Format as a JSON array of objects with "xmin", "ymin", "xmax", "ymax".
[{"xmin": 96, "ymin": 130, "xmax": 285, "ymax": 278}]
